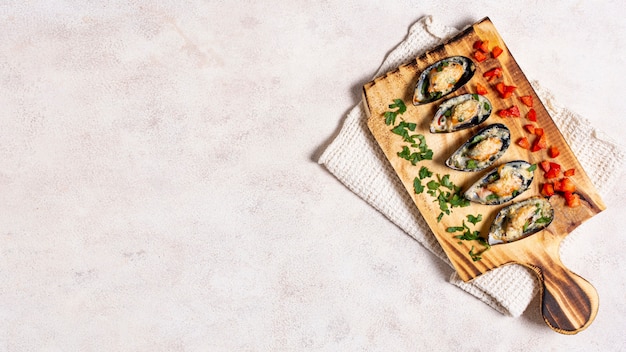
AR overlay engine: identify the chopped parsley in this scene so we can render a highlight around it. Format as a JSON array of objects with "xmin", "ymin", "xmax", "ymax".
[
  {"xmin": 446, "ymin": 214, "xmax": 491, "ymax": 261},
  {"xmin": 383, "ymin": 99, "xmax": 407, "ymax": 125}
]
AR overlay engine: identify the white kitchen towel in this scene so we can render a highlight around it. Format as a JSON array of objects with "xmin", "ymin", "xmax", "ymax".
[{"xmin": 318, "ymin": 16, "xmax": 624, "ymax": 317}]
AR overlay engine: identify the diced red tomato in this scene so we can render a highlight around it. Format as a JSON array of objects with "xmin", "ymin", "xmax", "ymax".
[
  {"xmin": 497, "ymin": 106, "xmax": 520, "ymax": 118},
  {"xmin": 476, "ymin": 83, "xmax": 488, "ymax": 95},
  {"xmin": 497, "ymin": 109, "xmax": 510, "ymax": 118},
  {"xmin": 524, "ymin": 124, "xmax": 536, "ymax": 134},
  {"xmin": 483, "ymin": 67, "xmax": 503, "ymax": 81},
  {"xmin": 541, "ymin": 183, "xmax": 555, "ymax": 197},
  {"xmin": 495, "ymin": 82, "xmax": 505, "ymax": 95},
  {"xmin": 560, "ymin": 177, "xmax": 576, "ymax": 193},
  {"xmin": 474, "ymin": 50, "xmax": 487, "ymax": 62},
  {"xmin": 508, "ymin": 105, "xmax": 520, "ymax": 117},
  {"xmin": 494, "ymin": 83, "xmax": 516, "ymax": 98},
  {"xmin": 548, "ymin": 146, "xmax": 560, "ymax": 158},
  {"xmin": 531, "ymin": 133, "xmax": 547, "ymax": 152},
  {"xmin": 519, "ymin": 95, "xmax": 533, "ymax": 107},
  {"xmin": 564, "ymin": 168, "xmax": 576, "ymax": 177},
  {"xmin": 564, "ymin": 192, "xmax": 581, "ymax": 207},
  {"xmin": 492, "ymin": 46, "xmax": 503, "ymax": 58},
  {"xmin": 553, "ymin": 179, "xmax": 563, "ymax": 192},
  {"xmin": 517, "ymin": 137, "xmax": 530, "ymax": 149},
  {"xmin": 545, "ymin": 168, "xmax": 560, "ymax": 179},
  {"xmin": 527, "ymin": 108, "xmax": 537, "ymax": 122},
  {"xmin": 539, "ymin": 161, "xmax": 551, "ymax": 173},
  {"xmin": 534, "ymin": 128, "xmax": 544, "ymax": 137},
  {"xmin": 473, "ymin": 40, "xmax": 489, "ymax": 53}
]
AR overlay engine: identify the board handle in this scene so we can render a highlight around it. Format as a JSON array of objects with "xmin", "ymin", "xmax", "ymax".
[{"xmin": 531, "ymin": 253, "xmax": 599, "ymax": 334}]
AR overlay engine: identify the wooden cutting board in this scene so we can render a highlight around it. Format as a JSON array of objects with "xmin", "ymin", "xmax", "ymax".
[{"xmin": 363, "ymin": 17, "xmax": 605, "ymax": 334}]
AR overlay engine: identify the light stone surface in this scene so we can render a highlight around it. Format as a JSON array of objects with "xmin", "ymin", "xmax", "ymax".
[{"xmin": 1, "ymin": 1, "xmax": 625, "ymax": 351}]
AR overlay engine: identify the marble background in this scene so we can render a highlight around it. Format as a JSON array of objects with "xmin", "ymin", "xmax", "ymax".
[{"xmin": 1, "ymin": 1, "xmax": 625, "ymax": 351}]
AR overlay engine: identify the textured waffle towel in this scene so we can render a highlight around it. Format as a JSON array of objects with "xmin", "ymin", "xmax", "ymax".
[{"xmin": 318, "ymin": 16, "xmax": 624, "ymax": 317}]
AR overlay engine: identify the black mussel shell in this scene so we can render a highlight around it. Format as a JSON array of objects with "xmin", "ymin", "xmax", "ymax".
[
  {"xmin": 464, "ymin": 160, "xmax": 535, "ymax": 205},
  {"xmin": 446, "ymin": 123, "xmax": 510, "ymax": 171},
  {"xmin": 488, "ymin": 196, "xmax": 554, "ymax": 245},
  {"xmin": 430, "ymin": 94, "xmax": 492, "ymax": 133},
  {"xmin": 413, "ymin": 56, "xmax": 475, "ymax": 105}
]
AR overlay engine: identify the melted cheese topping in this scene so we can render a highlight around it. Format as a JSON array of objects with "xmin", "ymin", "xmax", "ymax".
[
  {"xmin": 427, "ymin": 62, "xmax": 464, "ymax": 94},
  {"xmin": 504, "ymin": 204, "xmax": 537, "ymax": 240},
  {"xmin": 468, "ymin": 137, "xmax": 502, "ymax": 161},
  {"xmin": 486, "ymin": 165, "xmax": 523, "ymax": 197},
  {"xmin": 448, "ymin": 99, "xmax": 479, "ymax": 128}
]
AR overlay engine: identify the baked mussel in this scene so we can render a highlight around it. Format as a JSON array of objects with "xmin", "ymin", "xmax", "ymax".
[
  {"xmin": 446, "ymin": 123, "xmax": 510, "ymax": 171},
  {"xmin": 488, "ymin": 196, "xmax": 554, "ymax": 245},
  {"xmin": 413, "ymin": 56, "xmax": 475, "ymax": 105},
  {"xmin": 464, "ymin": 160, "xmax": 535, "ymax": 205},
  {"xmin": 430, "ymin": 94, "xmax": 492, "ymax": 133}
]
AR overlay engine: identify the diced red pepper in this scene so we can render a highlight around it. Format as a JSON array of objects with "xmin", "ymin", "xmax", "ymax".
[
  {"xmin": 497, "ymin": 106, "xmax": 520, "ymax": 118},
  {"xmin": 541, "ymin": 183, "xmax": 555, "ymax": 197},
  {"xmin": 531, "ymin": 133, "xmax": 547, "ymax": 152},
  {"xmin": 542, "ymin": 162, "xmax": 561, "ymax": 178},
  {"xmin": 495, "ymin": 82, "xmax": 505, "ymax": 95},
  {"xmin": 474, "ymin": 50, "xmax": 487, "ymax": 62},
  {"xmin": 564, "ymin": 168, "xmax": 576, "ymax": 177},
  {"xmin": 527, "ymin": 108, "xmax": 537, "ymax": 122},
  {"xmin": 517, "ymin": 137, "xmax": 530, "ymax": 149},
  {"xmin": 519, "ymin": 95, "xmax": 533, "ymax": 107},
  {"xmin": 545, "ymin": 168, "xmax": 560, "ymax": 179},
  {"xmin": 497, "ymin": 109, "xmax": 510, "ymax": 118},
  {"xmin": 474, "ymin": 40, "xmax": 489, "ymax": 53},
  {"xmin": 476, "ymin": 83, "xmax": 488, "ymax": 95},
  {"xmin": 560, "ymin": 177, "xmax": 576, "ymax": 193},
  {"xmin": 553, "ymin": 179, "xmax": 563, "ymax": 192},
  {"xmin": 539, "ymin": 161, "xmax": 551, "ymax": 173},
  {"xmin": 508, "ymin": 105, "xmax": 520, "ymax": 117},
  {"xmin": 483, "ymin": 67, "xmax": 503, "ymax": 81},
  {"xmin": 548, "ymin": 146, "xmax": 560, "ymax": 158},
  {"xmin": 534, "ymin": 128, "xmax": 544, "ymax": 137},
  {"xmin": 564, "ymin": 192, "xmax": 581, "ymax": 208},
  {"xmin": 492, "ymin": 46, "xmax": 503, "ymax": 58},
  {"xmin": 494, "ymin": 83, "xmax": 516, "ymax": 98},
  {"xmin": 524, "ymin": 124, "xmax": 536, "ymax": 134}
]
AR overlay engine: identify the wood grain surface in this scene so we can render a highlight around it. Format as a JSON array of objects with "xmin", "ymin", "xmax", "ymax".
[{"xmin": 363, "ymin": 17, "xmax": 605, "ymax": 334}]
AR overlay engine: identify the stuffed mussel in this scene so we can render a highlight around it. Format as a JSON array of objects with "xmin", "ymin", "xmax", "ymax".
[
  {"xmin": 446, "ymin": 123, "xmax": 510, "ymax": 171},
  {"xmin": 430, "ymin": 94, "xmax": 492, "ymax": 133},
  {"xmin": 413, "ymin": 56, "xmax": 475, "ymax": 105},
  {"xmin": 464, "ymin": 160, "xmax": 535, "ymax": 205},
  {"xmin": 488, "ymin": 196, "xmax": 554, "ymax": 245}
]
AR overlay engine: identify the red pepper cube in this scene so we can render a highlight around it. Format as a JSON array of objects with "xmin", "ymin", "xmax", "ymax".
[
  {"xmin": 476, "ymin": 83, "xmax": 488, "ymax": 95},
  {"xmin": 560, "ymin": 177, "xmax": 576, "ymax": 193},
  {"xmin": 474, "ymin": 50, "xmax": 487, "ymax": 62},
  {"xmin": 564, "ymin": 192, "xmax": 581, "ymax": 207},
  {"xmin": 492, "ymin": 46, "xmax": 503, "ymax": 58},
  {"xmin": 519, "ymin": 95, "xmax": 533, "ymax": 107},
  {"xmin": 517, "ymin": 137, "xmax": 530, "ymax": 149},
  {"xmin": 564, "ymin": 168, "xmax": 576, "ymax": 177},
  {"xmin": 548, "ymin": 146, "xmax": 560, "ymax": 158},
  {"xmin": 541, "ymin": 183, "xmax": 555, "ymax": 197},
  {"xmin": 527, "ymin": 108, "xmax": 537, "ymax": 122}
]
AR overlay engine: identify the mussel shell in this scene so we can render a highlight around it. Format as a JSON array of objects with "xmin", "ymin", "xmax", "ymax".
[
  {"xmin": 488, "ymin": 196, "xmax": 554, "ymax": 245},
  {"xmin": 446, "ymin": 123, "xmax": 510, "ymax": 171},
  {"xmin": 413, "ymin": 56, "xmax": 475, "ymax": 105},
  {"xmin": 464, "ymin": 160, "xmax": 535, "ymax": 205},
  {"xmin": 430, "ymin": 94, "xmax": 492, "ymax": 133}
]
